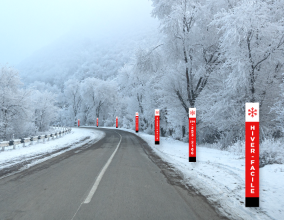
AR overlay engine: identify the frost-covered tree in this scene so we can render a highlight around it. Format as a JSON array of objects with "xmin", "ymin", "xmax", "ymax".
[
  {"xmin": 211, "ymin": 0, "xmax": 284, "ymax": 103},
  {"xmin": 63, "ymin": 79, "xmax": 82, "ymax": 125},
  {"xmin": 32, "ymin": 90, "xmax": 58, "ymax": 131},
  {"xmin": 28, "ymin": 81, "xmax": 60, "ymax": 94},
  {"xmin": 151, "ymin": 0, "xmax": 220, "ymax": 112},
  {"xmin": 117, "ymin": 45, "xmax": 165, "ymax": 132},
  {"xmin": 79, "ymin": 78, "xmax": 117, "ymax": 126},
  {"xmin": 200, "ymin": 0, "xmax": 284, "ymax": 146},
  {"xmin": 271, "ymin": 73, "xmax": 284, "ymax": 135},
  {"xmin": 0, "ymin": 67, "xmax": 36, "ymax": 140},
  {"xmin": 1, "ymin": 67, "xmax": 25, "ymax": 139},
  {"xmin": 119, "ymin": 0, "xmax": 222, "ymax": 139}
]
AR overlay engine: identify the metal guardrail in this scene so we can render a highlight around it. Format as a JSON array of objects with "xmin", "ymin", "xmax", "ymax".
[{"xmin": 0, "ymin": 127, "xmax": 72, "ymax": 151}]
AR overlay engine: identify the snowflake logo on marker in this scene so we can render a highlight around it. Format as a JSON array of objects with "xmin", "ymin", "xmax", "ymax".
[
  {"xmin": 190, "ymin": 110, "xmax": 195, "ymax": 116},
  {"xmin": 248, "ymin": 107, "xmax": 257, "ymax": 118}
]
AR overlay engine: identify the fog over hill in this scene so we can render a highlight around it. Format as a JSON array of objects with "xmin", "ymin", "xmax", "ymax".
[{"xmin": 17, "ymin": 22, "xmax": 160, "ymax": 87}]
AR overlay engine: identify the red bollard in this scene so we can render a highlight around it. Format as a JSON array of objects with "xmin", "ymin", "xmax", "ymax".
[
  {"xmin": 245, "ymin": 103, "xmax": 259, "ymax": 207},
  {"xmin": 135, "ymin": 112, "xmax": 139, "ymax": 133},
  {"xmin": 155, "ymin": 109, "xmax": 160, "ymax": 145},
  {"xmin": 189, "ymin": 108, "xmax": 196, "ymax": 162}
]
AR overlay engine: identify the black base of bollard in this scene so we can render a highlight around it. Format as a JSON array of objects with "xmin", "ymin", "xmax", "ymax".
[
  {"xmin": 189, "ymin": 157, "xmax": 196, "ymax": 162},
  {"xmin": 245, "ymin": 197, "xmax": 259, "ymax": 207}
]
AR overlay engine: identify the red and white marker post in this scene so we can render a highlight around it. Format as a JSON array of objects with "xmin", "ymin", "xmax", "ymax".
[
  {"xmin": 155, "ymin": 109, "xmax": 160, "ymax": 145},
  {"xmin": 135, "ymin": 112, "xmax": 139, "ymax": 133},
  {"xmin": 189, "ymin": 108, "xmax": 196, "ymax": 162},
  {"xmin": 116, "ymin": 116, "xmax": 118, "ymax": 128},
  {"xmin": 245, "ymin": 103, "xmax": 259, "ymax": 207},
  {"xmin": 78, "ymin": 119, "xmax": 80, "ymax": 127},
  {"xmin": 97, "ymin": 118, "xmax": 99, "ymax": 127}
]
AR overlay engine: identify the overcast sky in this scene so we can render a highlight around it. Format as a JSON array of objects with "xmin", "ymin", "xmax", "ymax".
[{"xmin": 0, "ymin": 0, "xmax": 156, "ymax": 66}]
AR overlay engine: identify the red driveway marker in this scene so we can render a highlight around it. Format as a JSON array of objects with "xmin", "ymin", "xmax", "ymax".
[
  {"xmin": 78, "ymin": 119, "xmax": 80, "ymax": 127},
  {"xmin": 135, "ymin": 112, "xmax": 139, "ymax": 133},
  {"xmin": 155, "ymin": 109, "xmax": 160, "ymax": 145},
  {"xmin": 116, "ymin": 117, "xmax": 118, "ymax": 128},
  {"xmin": 189, "ymin": 108, "xmax": 196, "ymax": 162},
  {"xmin": 245, "ymin": 103, "xmax": 259, "ymax": 207},
  {"xmin": 97, "ymin": 118, "xmax": 99, "ymax": 127}
]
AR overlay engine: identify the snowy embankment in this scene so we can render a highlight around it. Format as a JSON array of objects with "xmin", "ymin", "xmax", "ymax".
[
  {"xmin": 113, "ymin": 128, "xmax": 283, "ymax": 220},
  {"xmin": 0, "ymin": 128, "xmax": 105, "ymax": 178}
]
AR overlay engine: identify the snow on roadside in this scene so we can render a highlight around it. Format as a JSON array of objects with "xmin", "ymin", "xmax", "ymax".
[
  {"xmin": 113, "ymin": 127, "xmax": 283, "ymax": 220},
  {"xmin": 0, "ymin": 128, "xmax": 105, "ymax": 173}
]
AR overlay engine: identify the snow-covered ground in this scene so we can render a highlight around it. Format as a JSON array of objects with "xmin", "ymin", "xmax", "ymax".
[
  {"xmin": 0, "ymin": 128, "xmax": 105, "ymax": 178},
  {"xmin": 111, "ymin": 127, "xmax": 283, "ymax": 220}
]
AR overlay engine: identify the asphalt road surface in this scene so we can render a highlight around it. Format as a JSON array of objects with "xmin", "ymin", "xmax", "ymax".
[{"xmin": 0, "ymin": 128, "xmax": 228, "ymax": 220}]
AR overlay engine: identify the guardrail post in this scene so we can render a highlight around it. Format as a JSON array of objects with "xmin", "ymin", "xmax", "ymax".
[
  {"xmin": 9, "ymin": 140, "xmax": 15, "ymax": 149},
  {"xmin": 12, "ymin": 134, "xmax": 15, "ymax": 149},
  {"xmin": 21, "ymin": 138, "xmax": 25, "ymax": 147}
]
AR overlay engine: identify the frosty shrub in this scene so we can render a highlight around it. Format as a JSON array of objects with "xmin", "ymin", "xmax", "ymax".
[
  {"xmin": 227, "ymin": 140, "xmax": 246, "ymax": 157},
  {"xmin": 201, "ymin": 142, "xmax": 222, "ymax": 150},
  {"xmin": 259, "ymin": 139, "xmax": 284, "ymax": 167},
  {"xmin": 227, "ymin": 139, "xmax": 284, "ymax": 167}
]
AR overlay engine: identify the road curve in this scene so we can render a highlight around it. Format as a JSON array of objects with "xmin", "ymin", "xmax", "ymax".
[{"xmin": 0, "ymin": 128, "xmax": 228, "ymax": 220}]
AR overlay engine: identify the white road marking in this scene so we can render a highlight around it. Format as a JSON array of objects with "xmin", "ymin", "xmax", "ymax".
[
  {"xmin": 83, "ymin": 131, "xmax": 122, "ymax": 204},
  {"xmin": 70, "ymin": 131, "xmax": 122, "ymax": 220}
]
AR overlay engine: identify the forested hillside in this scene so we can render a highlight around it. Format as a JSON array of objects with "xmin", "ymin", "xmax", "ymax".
[{"xmin": 18, "ymin": 26, "xmax": 160, "ymax": 85}]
